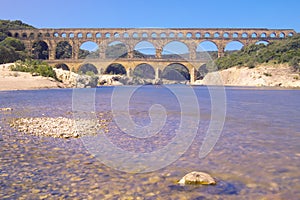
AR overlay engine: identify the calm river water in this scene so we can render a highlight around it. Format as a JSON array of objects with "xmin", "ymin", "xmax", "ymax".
[{"xmin": 0, "ymin": 86, "xmax": 299, "ymax": 199}]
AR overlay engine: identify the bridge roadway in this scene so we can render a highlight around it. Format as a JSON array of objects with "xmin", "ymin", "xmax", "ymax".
[{"xmin": 47, "ymin": 58, "xmax": 205, "ymax": 83}]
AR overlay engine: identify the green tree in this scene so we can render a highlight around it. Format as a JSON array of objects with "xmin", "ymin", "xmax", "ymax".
[
  {"xmin": 11, "ymin": 59, "xmax": 57, "ymax": 79},
  {"xmin": 105, "ymin": 43, "xmax": 128, "ymax": 58},
  {"xmin": 55, "ymin": 41, "xmax": 72, "ymax": 59},
  {"xmin": 32, "ymin": 41, "xmax": 49, "ymax": 60},
  {"xmin": 0, "ymin": 37, "xmax": 26, "ymax": 64},
  {"xmin": 105, "ymin": 64, "xmax": 126, "ymax": 75}
]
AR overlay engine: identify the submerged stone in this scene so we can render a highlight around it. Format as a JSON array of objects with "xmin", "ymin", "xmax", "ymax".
[{"xmin": 178, "ymin": 171, "xmax": 216, "ymax": 186}]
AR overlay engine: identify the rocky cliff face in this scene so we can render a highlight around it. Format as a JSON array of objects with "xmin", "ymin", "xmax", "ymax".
[
  {"xmin": 53, "ymin": 68, "xmax": 78, "ymax": 88},
  {"xmin": 196, "ymin": 64, "xmax": 300, "ymax": 88},
  {"xmin": 54, "ymin": 68, "xmax": 99, "ymax": 88},
  {"xmin": 76, "ymin": 75, "xmax": 99, "ymax": 88}
]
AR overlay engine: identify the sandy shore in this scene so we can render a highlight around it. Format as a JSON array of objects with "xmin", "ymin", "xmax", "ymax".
[
  {"xmin": 0, "ymin": 63, "xmax": 63, "ymax": 91},
  {"xmin": 1, "ymin": 63, "xmax": 300, "ymax": 91}
]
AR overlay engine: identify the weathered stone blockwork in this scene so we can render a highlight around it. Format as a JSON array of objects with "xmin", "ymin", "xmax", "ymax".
[{"xmin": 8, "ymin": 28, "xmax": 296, "ymax": 83}]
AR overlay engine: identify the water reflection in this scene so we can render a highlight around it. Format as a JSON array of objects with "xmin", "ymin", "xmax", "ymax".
[{"xmin": 0, "ymin": 86, "xmax": 299, "ymax": 199}]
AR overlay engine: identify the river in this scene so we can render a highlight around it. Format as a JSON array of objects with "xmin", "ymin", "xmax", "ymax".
[{"xmin": 0, "ymin": 86, "xmax": 299, "ymax": 199}]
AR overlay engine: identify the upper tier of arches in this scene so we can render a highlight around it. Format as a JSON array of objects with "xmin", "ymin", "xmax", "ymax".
[{"xmin": 8, "ymin": 28, "xmax": 296, "ymax": 41}]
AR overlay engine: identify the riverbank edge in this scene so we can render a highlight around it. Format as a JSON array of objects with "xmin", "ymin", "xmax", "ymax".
[{"xmin": 1, "ymin": 63, "xmax": 300, "ymax": 91}]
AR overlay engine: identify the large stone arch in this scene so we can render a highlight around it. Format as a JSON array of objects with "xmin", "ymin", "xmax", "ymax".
[
  {"xmin": 224, "ymin": 40, "xmax": 245, "ymax": 53},
  {"xmin": 162, "ymin": 41, "xmax": 190, "ymax": 59},
  {"xmin": 79, "ymin": 41, "xmax": 99, "ymax": 59},
  {"xmin": 197, "ymin": 40, "xmax": 219, "ymax": 60},
  {"xmin": 54, "ymin": 63, "xmax": 70, "ymax": 71},
  {"xmin": 32, "ymin": 40, "xmax": 49, "ymax": 60},
  {"xmin": 162, "ymin": 63, "xmax": 190, "ymax": 81},
  {"xmin": 55, "ymin": 41, "xmax": 73, "ymax": 59},
  {"xmin": 255, "ymin": 40, "xmax": 270, "ymax": 46},
  {"xmin": 105, "ymin": 63, "xmax": 126, "ymax": 75},
  {"xmin": 78, "ymin": 63, "xmax": 98, "ymax": 74},
  {"xmin": 133, "ymin": 63, "xmax": 155, "ymax": 79},
  {"xmin": 105, "ymin": 41, "xmax": 129, "ymax": 59},
  {"xmin": 133, "ymin": 41, "xmax": 156, "ymax": 58}
]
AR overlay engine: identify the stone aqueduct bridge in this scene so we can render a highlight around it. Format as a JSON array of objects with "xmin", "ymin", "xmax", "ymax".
[{"xmin": 9, "ymin": 28, "xmax": 296, "ymax": 83}]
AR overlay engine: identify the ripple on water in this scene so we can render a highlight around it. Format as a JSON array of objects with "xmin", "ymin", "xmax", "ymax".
[{"xmin": 1, "ymin": 87, "xmax": 300, "ymax": 199}]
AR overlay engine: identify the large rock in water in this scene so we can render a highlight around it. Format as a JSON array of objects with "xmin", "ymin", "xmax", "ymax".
[
  {"xmin": 178, "ymin": 171, "xmax": 216, "ymax": 186},
  {"xmin": 76, "ymin": 75, "xmax": 99, "ymax": 88}
]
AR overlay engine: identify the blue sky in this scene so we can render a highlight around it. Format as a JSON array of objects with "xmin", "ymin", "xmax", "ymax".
[
  {"xmin": 1, "ymin": 0, "xmax": 299, "ymax": 31},
  {"xmin": 1, "ymin": 0, "xmax": 299, "ymax": 53}
]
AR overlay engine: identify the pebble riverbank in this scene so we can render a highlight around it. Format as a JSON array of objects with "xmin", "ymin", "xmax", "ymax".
[{"xmin": 9, "ymin": 112, "xmax": 111, "ymax": 139}]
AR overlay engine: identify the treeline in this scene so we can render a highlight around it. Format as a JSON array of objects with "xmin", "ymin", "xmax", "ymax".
[
  {"xmin": 0, "ymin": 20, "xmax": 35, "ymax": 64},
  {"xmin": 215, "ymin": 34, "xmax": 300, "ymax": 71},
  {"xmin": 0, "ymin": 20, "xmax": 57, "ymax": 79}
]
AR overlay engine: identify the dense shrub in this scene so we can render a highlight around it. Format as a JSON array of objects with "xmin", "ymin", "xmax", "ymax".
[
  {"xmin": 11, "ymin": 59, "xmax": 57, "ymax": 79},
  {"xmin": 216, "ymin": 34, "xmax": 300, "ymax": 70}
]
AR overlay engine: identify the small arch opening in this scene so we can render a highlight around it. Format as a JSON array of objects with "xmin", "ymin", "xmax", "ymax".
[
  {"xmin": 169, "ymin": 32, "xmax": 175, "ymax": 38},
  {"xmin": 232, "ymin": 33, "xmax": 238, "ymax": 38},
  {"xmin": 151, "ymin": 32, "xmax": 157, "ymax": 38},
  {"xmin": 78, "ymin": 33, "xmax": 83, "ymax": 38},
  {"xmin": 214, "ymin": 32, "xmax": 220, "ymax": 38},
  {"xmin": 114, "ymin": 32, "xmax": 120, "ymax": 38},
  {"xmin": 195, "ymin": 32, "xmax": 201, "ymax": 38},
  {"xmin": 96, "ymin": 32, "xmax": 101, "ymax": 38},
  {"xmin": 260, "ymin": 33, "xmax": 267, "ymax": 38},
  {"xmin": 251, "ymin": 33, "xmax": 257, "ymax": 38},
  {"xmin": 186, "ymin": 32, "xmax": 192, "ymax": 38},
  {"xmin": 223, "ymin": 32, "xmax": 229, "ymax": 38},
  {"xmin": 204, "ymin": 32, "xmax": 210, "ymax": 38},
  {"xmin": 123, "ymin": 32, "xmax": 129, "ymax": 38},
  {"xmin": 177, "ymin": 32, "xmax": 184, "ymax": 38},
  {"xmin": 242, "ymin": 33, "xmax": 248, "ymax": 38},
  {"xmin": 133, "ymin": 32, "xmax": 139, "ymax": 38},
  {"xmin": 105, "ymin": 32, "xmax": 111, "ymax": 38},
  {"xmin": 87, "ymin": 33, "xmax": 93, "ymax": 38}
]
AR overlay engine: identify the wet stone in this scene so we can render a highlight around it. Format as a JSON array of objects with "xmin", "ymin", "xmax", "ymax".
[{"xmin": 178, "ymin": 171, "xmax": 216, "ymax": 186}]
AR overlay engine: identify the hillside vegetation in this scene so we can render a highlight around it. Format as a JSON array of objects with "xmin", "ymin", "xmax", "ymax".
[
  {"xmin": 0, "ymin": 20, "xmax": 35, "ymax": 64},
  {"xmin": 215, "ymin": 34, "xmax": 300, "ymax": 71}
]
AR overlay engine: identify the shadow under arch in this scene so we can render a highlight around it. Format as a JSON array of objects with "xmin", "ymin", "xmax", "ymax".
[
  {"xmin": 55, "ymin": 63, "xmax": 70, "ymax": 71},
  {"xmin": 55, "ymin": 41, "xmax": 72, "ymax": 59},
  {"xmin": 32, "ymin": 40, "xmax": 49, "ymax": 60},
  {"xmin": 162, "ymin": 63, "xmax": 190, "ymax": 81},
  {"xmin": 105, "ymin": 63, "xmax": 126, "ymax": 75},
  {"xmin": 133, "ymin": 63, "xmax": 155, "ymax": 79},
  {"xmin": 78, "ymin": 63, "xmax": 98, "ymax": 74}
]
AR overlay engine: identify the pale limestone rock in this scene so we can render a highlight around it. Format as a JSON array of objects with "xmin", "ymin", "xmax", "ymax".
[{"xmin": 178, "ymin": 171, "xmax": 216, "ymax": 186}]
